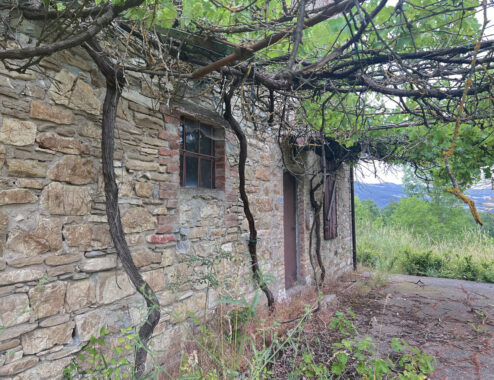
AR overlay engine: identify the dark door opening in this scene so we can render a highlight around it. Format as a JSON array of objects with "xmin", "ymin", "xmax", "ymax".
[{"xmin": 283, "ymin": 172, "xmax": 297, "ymax": 289}]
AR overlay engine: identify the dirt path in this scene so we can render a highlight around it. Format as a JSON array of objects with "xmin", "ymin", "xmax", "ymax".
[{"xmin": 337, "ymin": 274, "xmax": 494, "ymax": 380}]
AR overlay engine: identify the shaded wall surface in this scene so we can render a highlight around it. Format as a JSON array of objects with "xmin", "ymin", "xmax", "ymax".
[{"xmin": 0, "ymin": 45, "xmax": 353, "ymax": 378}]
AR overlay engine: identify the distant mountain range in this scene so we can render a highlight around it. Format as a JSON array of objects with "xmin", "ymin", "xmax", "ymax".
[{"xmin": 355, "ymin": 182, "xmax": 494, "ymax": 212}]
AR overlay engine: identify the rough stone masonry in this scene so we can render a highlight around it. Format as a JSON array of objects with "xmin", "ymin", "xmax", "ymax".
[{"xmin": 0, "ymin": 42, "xmax": 353, "ymax": 378}]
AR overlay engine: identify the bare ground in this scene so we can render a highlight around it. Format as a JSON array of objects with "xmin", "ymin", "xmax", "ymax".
[{"xmin": 270, "ymin": 272, "xmax": 494, "ymax": 379}]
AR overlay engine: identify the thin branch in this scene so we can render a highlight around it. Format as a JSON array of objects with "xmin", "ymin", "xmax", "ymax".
[
  {"xmin": 286, "ymin": 0, "xmax": 306, "ymax": 71},
  {"xmin": 191, "ymin": 0, "xmax": 354, "ymax": 79},
  {"xmin": 0, "ymin": 0, "xmax": 145, "ymax": 60}
]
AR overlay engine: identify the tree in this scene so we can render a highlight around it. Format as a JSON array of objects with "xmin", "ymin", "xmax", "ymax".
[{"xmin": 1, "ymin": 0, "xmax": 494, "ymax": 375}]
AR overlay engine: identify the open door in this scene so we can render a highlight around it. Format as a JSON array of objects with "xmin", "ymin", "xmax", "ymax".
[{"xmin": 283, "ymin": 172, "xmax": 297, "ymax": 289}]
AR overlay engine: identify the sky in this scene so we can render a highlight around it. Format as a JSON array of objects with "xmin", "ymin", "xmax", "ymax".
[{"xmin": 355, "ymin": 161, "xmax": 404, "ymax": 184}]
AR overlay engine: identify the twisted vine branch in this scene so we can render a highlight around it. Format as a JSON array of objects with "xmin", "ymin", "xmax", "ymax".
[
  {"xmin": 83, "ymin": 40, "xmax": 160, "ymax": 378},
  {"xmin": 223, "ymin": 84, "xmax": 275, "ymax": 310}
]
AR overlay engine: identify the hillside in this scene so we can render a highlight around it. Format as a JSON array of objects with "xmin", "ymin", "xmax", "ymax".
[{"xmin": 355, "ymin": 182, "xmax": 494, "ymax": 212}]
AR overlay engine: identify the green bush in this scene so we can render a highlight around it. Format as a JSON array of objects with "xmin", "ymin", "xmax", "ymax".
[{"xmin": 402, "ymin": 250, "xmax": 444, "ymax": 277}]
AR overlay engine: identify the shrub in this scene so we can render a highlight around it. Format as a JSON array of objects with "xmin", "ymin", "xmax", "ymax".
[{"xmin": 403, "ymin": 250, "xmax": 444, "ymax": 277}]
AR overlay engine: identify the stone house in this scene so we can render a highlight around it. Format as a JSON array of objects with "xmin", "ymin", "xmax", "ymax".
[{"xmin": 0, "ymin": 45, "xmax": 355, "ymax": 377}]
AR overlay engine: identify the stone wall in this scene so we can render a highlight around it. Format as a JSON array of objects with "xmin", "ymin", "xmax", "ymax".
[
  {"xmin": 301, "ymin": 156, "xmax": 353, "ymax": 283},
  {"xmin": 0, "ymin": 45, "xmax": 353, "ymax": 378}
]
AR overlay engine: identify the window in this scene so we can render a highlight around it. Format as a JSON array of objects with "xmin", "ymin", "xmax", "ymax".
[{"xmin": 179, "ymin": 118, "xmax": 216, "ymax": 188}]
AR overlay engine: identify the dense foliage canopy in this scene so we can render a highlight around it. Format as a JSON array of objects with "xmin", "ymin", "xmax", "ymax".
[{"xmin": 1, "ymin": 0, "xmax": 493, "ymax": 209}]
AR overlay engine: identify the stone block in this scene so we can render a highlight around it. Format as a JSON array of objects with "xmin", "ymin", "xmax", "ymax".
[
  {"xmin": 21, "ymin": 321, "xmax": 75, "ymax": 354},
  {"xmin": 53, "ymin": 48, "xmax": 92, "ymax": 70},
  {"xmin": 74, "ymin": 306, "xmax": 129, "ymax": 343},
  {"xmin": 161, "ymin": 246, "xmax": 175, "ymax": 267},
  {"xmin": 47, "ymin": 264, "xmax": 75, "ymax": 277},
  {"xmin": 0, "ymin": 338, "xmax": 20, "ymax": 352},
  {"xmin": 36, "ymin": 132, "xmax": 89, "ymax": 154},
  {"xmin": 152, "ymin": 207, "xmax": 168, "ymax": 215},
  {"xmin": 135, "ymin": 181, "xmax": 153, "ymax": 197},
  {"xmin": 117, "ymin": 99, "xmax": 131, "ymax": 120},
  {"xmin": 25, "ymin": 84, "xmax": 46, "ymax": 99},
  {"xmin": 0, "ymin": 210, "xmax": 7, "ymax": 233},
  {"xmin": 122, "ymin": 207, "xmax": 156, "ymax": 233},
  {"xmin": 30, "ymin": 101, "xmax": 73, "ymax": 124},
  {"xmin": 147, "ymin": 234, "xmax": 175, "ymax": 244},
  {"xmin": 0, "ymin": 118, "xmax": 37, "ymax": 146},
  {"xmin": 29, "ymin": 281, "xmax": 67, "ymax": 319},
  {"xmin": 0, "ymin": 322, "xmax": 37, "ymax": 341},
  {"xmin": 0, "ymin": 145, "xmax": 5, "ymax": 170},
  {"xmin": 142, "ymin": 268, "xmax": 166, "ymax": 292},
  {"xmin": 0, "ymin": 294, "xmax": 30, "ymax": 326},
  {"xmin": 96, "ymin": 271, "xmax": 134, "ymax": 305},
  {"xmin": 80, "ymin": 255, "xmax": 117, "ymax": 273},
  {"xmin": 6, "ymin": 218, "xmax": 62, "ymax": 256},
  {"xmin": 0, "ymin": 269, "xmax": 45, "ymax": 286},
  {"xmin": 157, "ymin": 290, "xmax": 176, "ymax": 307},
  {"xmin": 4, "ymin": 345, "xmax": 23, "ymax": 364},
  {"xmin": 189, "ymin": 227, "xmax": 207, "ymax": 239},
  {"xmin": 142, "ymin": 136, "xmax": 164, "ymax": 147},
  {"xmin": 70, "ymin": 78, "xmax": 101, "ymax": 115},
  {"xmin": 255, "ymin": 167, "xmax": 270, "ymax": 181},
  {"xmin": 171, "ymin": 293, "xmax": 206, "ymax": 323},
  {"xmin": 39, "ymin": 313, "xmax": 70, "ymax": 328},
  {"xmin": 47, "ymin": 156, "xmax": 95, "ymax": 185},
  {"xmin": 63, "ymin": 224, "xmax": 91, "ymax": 250},
  {"xmin": 65, "ymin": 278, "xmax": 95, "ymax": 312},
  {"xmin": 6, "ymin": 159, "xmax": 47, "ymax": 178},
  {"xmin": 48, "ymin": 69, "xmax": 77, "ymax": 105},
  {"xmin": 131, "ymin": 249, "xmax": 161, "ymax": 268},
  {"xmin": 125, "ymin": 159, "xmax": 159, "ymax": 171},
  {"xmin": 12, "ymin": 357, "xmax": 71, "ymax": 380},
  {"xmin": 0, "ymin": 189, "xmax": 37, "ymax": 205},
  {"xmin": 254, "ymin": 197, "xmax": 273, "ymax": 212},
  {"xmin": 40, "ymin": 182, "xmax": 91, "ymax": 215},
  {"xmin": 91, "ymin": 224, "xmax": 112, "ymax": 249},
  {"xmin": 8, "ymin": 257, "xmax": 44, "ymax": 268},
  {"xmin": 58, "ymin": 127, "xmax": 76, "ymax": 136},
  {"xmin": 45, "ymin": 254, "xmax": 80, "ymax": 266},
  {"xmin": 16, "ymin": 178, "xmax": 44, "ymax": 189},
  {"xmin": 74, "ymin": 310, "xmax": 102, "ymax": 342},
  {"xmin": 79, "ymin": 121, "xmax": 101, "ymax": 139},
  {"xmin": 0, "ymin": 356, "xmax": 39, "ymax": 376}
]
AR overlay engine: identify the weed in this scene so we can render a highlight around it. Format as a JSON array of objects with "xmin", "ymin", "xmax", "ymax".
[
  {"xmin": 469, "ymin": 323, "xmax": 488, "ymax": 334},
  {"xmin": 290, "ymin": 352, "xmax": 330, "ymax": 379},
  {"xmin": 64, "ymin": 327, "xmax": 136, "ymax": 379},
  {"xmin": 329, "ymin": 309, "xmax": 357, "ymax": 336}
]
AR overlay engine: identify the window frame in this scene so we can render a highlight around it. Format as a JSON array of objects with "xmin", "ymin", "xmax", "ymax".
[{"xmin": 179, "ymin": 117, "xmax": 216, "ymax": 189}]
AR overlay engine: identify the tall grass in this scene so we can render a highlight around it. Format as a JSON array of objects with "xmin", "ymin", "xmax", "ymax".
[{"xmin": 357, "ymin": 220, "xmax": 494, "ymax": 283}]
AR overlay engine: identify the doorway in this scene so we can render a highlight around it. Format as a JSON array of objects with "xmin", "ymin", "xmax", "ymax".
[{"xmin": 283, "ymin": 172, "xmax": 297, "ymax": 289}]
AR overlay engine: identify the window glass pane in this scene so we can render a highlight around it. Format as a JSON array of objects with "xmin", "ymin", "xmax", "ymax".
[
  {"xmin": 179, "ymin": 153, "xmax": 184, "ymax": 186},
  {"xmin": 185, "ymin": 120, "xmax": 199, "ymax": 152},
  {"xmin": 200, "ymin": 124, "xmax": 213, "ymax": 155},
  {"xmin": 179, "ymin": 122, "xmax": 183, "ymax": 149},
  {"xmin": 185, "ymin": 156, "xmax": 198, "ymax": 187},
  {"xmin": 200, "ymin": 159, "xmax": 212, "ymax": 188}
]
